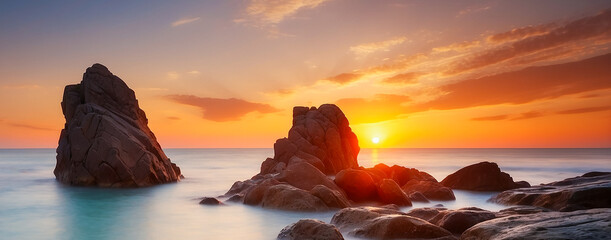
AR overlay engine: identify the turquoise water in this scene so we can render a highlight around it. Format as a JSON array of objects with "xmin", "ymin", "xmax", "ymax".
[{"xmin": 0, "ymin": 148, "xmax": 609, "ymax": 239}]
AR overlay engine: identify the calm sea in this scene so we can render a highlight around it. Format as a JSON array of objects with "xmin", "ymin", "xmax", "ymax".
[{"xmin": 0, "ymin": 148, "xmax": 609, "ymax": 240}]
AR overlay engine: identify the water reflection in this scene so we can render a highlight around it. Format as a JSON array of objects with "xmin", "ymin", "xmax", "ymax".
[{"xmin": 370, "ymin": 148, "xmax": 379, "ymax": 165}]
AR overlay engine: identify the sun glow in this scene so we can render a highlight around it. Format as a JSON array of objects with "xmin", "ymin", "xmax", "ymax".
[{"xmin": 371, "ymin": 137, "xmax": 380, "ymax": 144}]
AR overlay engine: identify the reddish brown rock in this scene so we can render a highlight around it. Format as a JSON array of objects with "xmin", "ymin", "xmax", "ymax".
[
  {"xmin": 376, "ymin": 179, "xmax": 412, "ymax": 206},
  {"xmin": 335, "ymin": 169, "xmax": 377, "ymax": 202},
  {"xmin": 266, "ymin": 105, "xmax": 360, "ymax": 175},
  {"xmin": 491, "ymin": 172, "xmax": 611, "ymax": 211},
  {"xmin": 277, "ymin": 219, "xmax": 344, "ymax": 240},
  {"xmin": 54, "ymin": 64, "xmax": 181, "ymax": 187},
  {"xmin": 310, "ymin": 185, "xmax": 351, "ymax": 209},
  {"xmin": 243, "ymin": 178, "xmax": 280, "ymax": 205},
  {"xmin": 441, "ymin": 162, "xmax": 529, "ymax": 191},
  {"xmin": 407, "ymin": 207, "xmax": 496, "ymax": 234},
  {"xmin": 276, "ymin": 162, "xmax": 342, "ymax": 192},
  {"xmin": 403, "ymin": 180, "xmax": 456, "ymax": 201},
  {"xmin": 261, "ymin": 184, "xmax": 329, "ymax": 211}
]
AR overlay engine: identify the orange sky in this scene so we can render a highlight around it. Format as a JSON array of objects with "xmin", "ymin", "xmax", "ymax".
[{"xmin": 0, "ymin": 1, "xmax": 610, "ymax": 148}]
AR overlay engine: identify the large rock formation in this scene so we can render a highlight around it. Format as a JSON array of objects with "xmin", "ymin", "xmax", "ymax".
[
  {"xmin": 264, "ymin": 105, "xmax": 360, "ymax": 175},
  {"xmin": 461, "ymin": 208, "xmax": 611, "ymax": 240},
  {"xmin": 441, "ymin": 162, "xmax": 529, "ymax": 191},
  {"xmin": 491, "ymin": 172, "xmax": 611, "ymax": 211},
  {"xmin": 54, "ymin": 64, "xmax": 181, "ymax": 187}
]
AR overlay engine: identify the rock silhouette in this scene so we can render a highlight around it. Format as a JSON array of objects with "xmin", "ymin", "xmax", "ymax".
[{"xmin": 54, "ymin": 63, "xmax": 181, "ymax": 187}]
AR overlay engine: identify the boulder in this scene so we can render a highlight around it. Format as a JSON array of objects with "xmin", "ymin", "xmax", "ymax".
[
  {"xmin": 54, "ymin": 64, "xmax": 181, "ymax": 187},
  {"xmin": 495, "ymin": 206, "xmax": 551, "ymax": 218},
  {"xmin": 374, "ymin": 164, "xmax": 437, "ymax": 186},
  {"xmin": 310, "ymin": 185, "xmax": 351, "ymax": 209},
  {"xmin": 376, "ymin": 179, "xmax": 412, "ymax": 206},
  {"xmin": 277, "ymin": 219, "xmax": 344, "ymax": 240},
  {"xmin": 440, "ymin": 162, "xmax": 528, "ymax": 191},
  {"xmin": 407, "ymin": 207, "xmax": 496, "ymax": 234},
  {"xmin": 331, "ymin": 207, "xmax": 454, "ymax": 239},
  {"xmin": 491, "ymin": 172, "xmax": 611, "ymax": 211},
  {"xmin": 267, "ymin": 105, "xmax": 360, "ymax": 175},
  {"xmin": 243, "ymin": 178, "xmax": 280, "ymax": 205},
  {"xmin": 408, "ymin": 191, "xmax": 430, "ymax": 202},
  {"xmin": 276, "ymin": 162, "xmax": 342, "ymax": 192},
  {"xmin": 403, "ymin": 180, "xmax": 456, "ymax": 200},
  {"xmin": 199, "ymin": 197, "xmax": 222, "ymax": 205},
  {"xmin": 335, "ymin": 169, "xmax": 377, "ymax": 201},
  {"xmin": 261, "ymin": 184, "xmax": 329, "ymax": 211},
  {"xmin": 462, "ymin": 208, "xmax": 611, "ymax": 240}
]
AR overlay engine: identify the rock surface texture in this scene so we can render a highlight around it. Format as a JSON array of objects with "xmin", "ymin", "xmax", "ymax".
[
  {"xmin": 461, "ymin": 208, "xmax": 611, "ymax": 240},
  {"xmin": 441, "ymin": 162, "xmax": 529, "ymax": 191},
  {"xmin": 265, "ymin": 105, "xmax": 360, "ymax": 175},
  {"xmin": 54, "ymin": 64, "xmax": 181, "ymax": 187},
  {"xmin": 277, "ymin": 219, "xmax": 344, "ymax": 240},
  {"xmin": 492, "ymin": 172, "xmax": 611, "ymax": 211}
]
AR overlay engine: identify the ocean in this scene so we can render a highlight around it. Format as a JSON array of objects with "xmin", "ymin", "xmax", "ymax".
[{"xmin": 0, "ymin": 148, "xmax": 609, "ymax": 240}]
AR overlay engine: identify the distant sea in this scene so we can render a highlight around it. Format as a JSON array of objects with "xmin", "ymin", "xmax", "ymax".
[{"xmin": 0, "ymin": 148, "xmax": 609, "ymax": 240}]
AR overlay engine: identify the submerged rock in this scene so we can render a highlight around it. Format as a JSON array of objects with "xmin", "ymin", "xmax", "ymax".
[
  {"xmin": 491, "ymin": 172, "xmax": 611, "ymax": 211},
  {"xmin": 406, "ymin": 207, "xmax": 496, "ymax": 234},
  {"xmin": 277, "ymin": 219, "xmax": 344, "ymax": 240},
  {"xmin": 54, "ymin": 64, "xmax": 181, "ymax": 187},
  {"xmin": 199, "ymin": 197, "xmax": 222, "ymax": 205},
  {"xmin": 440, "ymin": 162, "xmax": 528, "ymax": 191},
  {"xmin": 461, "ymin": 208, "xmax": 611, "ymax": 240}
]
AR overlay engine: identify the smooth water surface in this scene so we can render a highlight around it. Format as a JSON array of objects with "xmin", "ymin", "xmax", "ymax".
[{"xmin": 0, "ymin": 148, "xmax": 609, "ymax": 239}]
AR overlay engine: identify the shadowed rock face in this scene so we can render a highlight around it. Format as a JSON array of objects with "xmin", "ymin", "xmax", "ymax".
[
  {"xmin": 277, "ymin": 219, "xmax": 344, "ymax": 240},
  {"xmin": 461, "ymin": 208, "xmax": 611, "ymax": 240},
  {"xmin": 491, "ymin": 172, "xmax": 611, "ymax": 211},
  {"xmin": 267, "ymin": 105, "xmax": 360, "ymax": 175},
  {"xmin": 441, "ymin": 161, "xmax": 529, "ymax": 191},
  {"xmin": 54, "ymin": 63, "xmax": 181, "ymax": 187}
]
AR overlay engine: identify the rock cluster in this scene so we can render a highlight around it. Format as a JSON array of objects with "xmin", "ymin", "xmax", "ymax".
[
  {"xmin": 217, "ymin": 104, "xmax": 455, "ymax": 210},
  {"xmin": 277, "ymin": 219, "xmax": 344, "ymax": 240},
  {"xmin": 54, "ymin": 64, "xmax": 181, "ymax": 187}
]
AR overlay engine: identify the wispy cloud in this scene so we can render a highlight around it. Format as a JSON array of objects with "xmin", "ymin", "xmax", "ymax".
[
  {"xmin": 381, "ymin": 72, "xmax": 422, "ymax": 85},
  {"xmin": 324, "ymin": 72, "xmax": 362, "ymax": 85},
  {"xmin": 166, "ymin": 94, "xmax": 281, "ymax": 122},
  {"xmin": 167, "ymin": 71, "xmax": 180, "ymax": 80},
  {"xmin": 471, "ymin": 115, "xmax": 508, "ymax": 121},
  {"xmin": 187, "ymin": 70, "xmax": 200, "ymax": 74},
  {"xmin": 557, "ymin": 106, "xmax": 611, "ymax": 114},
  {"xmin": 172, "ymin": 17, "xmax": 201, "ymax": 27},
  {"xmin": 236, "ymin": 0, "xmax": 329, "ymax": 36},
  {"xmin": 8, "ymin": 123, "xmax": 56, "ymax": 131},
  {"xmin": 350, "ymin": 37, "xmax": 407, "ymax": 58}
]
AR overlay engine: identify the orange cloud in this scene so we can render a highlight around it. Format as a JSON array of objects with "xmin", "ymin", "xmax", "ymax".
[
  {"xmin": 336, "ymin": 94, "xmax": 411, "ymax": 124},
  {"xmin": 447, "ymin": 9, "xmax": 611, "ymax": 74},
  {"xmin": 325, "ymin": 72, "xmax": 363, "ymax": 85},
  {"xmin": 486, "ymin": 24, "xmax": 555, "ymax": 43},
  {"xmin": 432, "ymin": 40, "xmax": 480, "ymax": 53},
  {"xmin": 417, "ymin": 53, "xmax": 611, "ymax": 111},
  {"xmin": 7, "ymin": 123, "xmax": 56, "ymax": 131},
  {"xmin": 511, "ymin": 111, "xmax": 545, "ymax": 121},
  {"xmin": 166, "ymin": 95, "xmax": 281, "ymax": 122},
  {"xmin": 557, "ymin": 106, "xmax": 611, "ymax": 114},
  {"xmin": 471, "ymin": 115, "xmax": 508, "ymax": 121},
  {"xmin": 350, "ymin": 37, "xmax": 407, "ymax": 57},
  {"xmin": 381, "ymin": 72, "xmax": 422, "ymax": 84}
]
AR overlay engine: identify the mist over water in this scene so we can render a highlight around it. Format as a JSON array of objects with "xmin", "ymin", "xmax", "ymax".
[{"xmin": 0, "ymin": 148, "xmax": 609, "ymax": 239}]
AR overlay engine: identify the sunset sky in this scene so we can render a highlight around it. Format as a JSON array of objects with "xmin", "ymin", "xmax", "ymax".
[{"xmin": 1, "ymin": 0, "xmax": 610, "ymax": 148}]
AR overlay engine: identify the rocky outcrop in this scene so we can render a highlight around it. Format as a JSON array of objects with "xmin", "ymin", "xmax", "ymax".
[
  {"xmin": 403, "ymin": 180, "xmax": 455, "ymax": 201},
  {"xmin": 334, "ymin": 169, "xmax": 377, "ymax": 202},
  {"xmin": 376, "ymin": 179, "xmax": 412, "ymax": 206},
  {"xmin": 491, "ymin": 172, "xmax": 611, "ymax": 211},
  {"xmin": 461, "ymin": 208, "xmax": 611, "ymax": 240},
  {"xmin": 261, "ymin": 184, "xmax": 329, "ymax": 211},
  {"xmin": 406, "ymin": 207, "xmax": 496, "ymax": 235},
  {"xmin": 277, "ymin": 219, "xmax": 344, "ymax": 240},
  {"xmin": 264, "ymin": 105, "xmax": 360, "ymax": 175},
  {"xmin": 331, "ymin": 207, "xmax": 455, "ymax": 239},
  {"xmin": 54, "ymin": 63, "xmax": 181, "ymax": 187},
  {"xmin": 441, "ymin": 162, "xmax": 528, "ymax": 191}
]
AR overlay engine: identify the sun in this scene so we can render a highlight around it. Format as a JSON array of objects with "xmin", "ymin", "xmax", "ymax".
[{"xmin": 371, "ymin": 137, "xmax": 380, "ymax": 144}]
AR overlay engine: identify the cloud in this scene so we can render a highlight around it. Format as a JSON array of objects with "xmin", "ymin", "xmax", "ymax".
[
  {"xmin": 188, "ymin": 70, "xmax": 200, "ymax": 74},
  {"xmin": 415, "ymin": 53, "xmax": 611, "ymax": 111},
  {"xmin": 166, "ymin": 95, "xmax": 281, "ymax": 122},
  {"xmin": 381, "ymin": 72, "xmax": 422, "ymax": 85},
  {"xmin": 557, "ymin": 106, "xmax": 611, "ymax": 114},
  {"xmin": 471, "ymin": 115, "xmax": 508, "ymax": 121},
  {"xmin": 238, "ymin": 0, "xmax": 328, "ymax": 35},
  {"xmin": 167, "ymin": 116, "xmax": 181, "ymax": 120},
  {"xmin": 336, "ymin": 94, "xmax": 411, "ymax": 124},
  {"xmin": 167, "ymin": 72, "xmax": 180, "ymax": 80},
  {"xmin": 433, "ymin": 40, "xmax": 480, "ymax": 53},
  {"xmin": 446, "ymin": 9, "xmax": 611, "ymax": 74},
  {"xmin": 324, "ymin": 72, "xmax": 363, "ymax": 85},
  {"xmin": 172, "ymin": 17, "xmax": 201, "ymax": 27},
  {"xmin": 486, "ymin": 24, "xmax": 555, "ymax": 43},
  {"xmin": 511, "ymin": 111, "xmax": 545, "ymax": 120},
  {"xmin": 350, "ymin": 37, "xmax": 407, "ymax": 57},
  {"xmin": 8, "ymin": 123, "xmax": 56, "ymax": 131}
]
